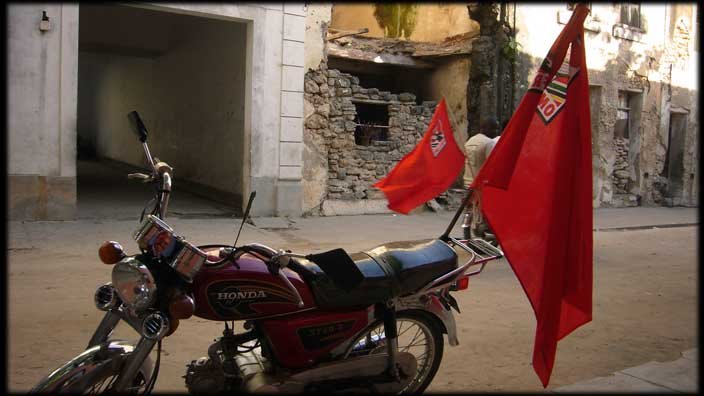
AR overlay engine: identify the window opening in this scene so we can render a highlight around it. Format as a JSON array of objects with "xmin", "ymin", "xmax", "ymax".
[
  {"xmin": 620, "ymin": 2, "xmax": 641, "ymax": 29},
  {"xmin": 353, "ymin": 102, "xmax": 389, "ymax": 146},
  {"xmin": 614, "ymin": 91, "xmax": 631, "ymax": 139}
]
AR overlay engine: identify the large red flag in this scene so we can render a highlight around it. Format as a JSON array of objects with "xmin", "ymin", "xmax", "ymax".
[
  {"xmin": 374, "ymin": 98, "xmax": 464, "ymax": 214},
  {"xmin": 471, "ymin": 5, "xmax": 593, "ymax": 387}
]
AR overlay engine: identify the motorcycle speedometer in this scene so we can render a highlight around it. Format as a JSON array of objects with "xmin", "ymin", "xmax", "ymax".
[{"xmin": 112, "ymin": 256, "xmax": 157, "ymax": 313}]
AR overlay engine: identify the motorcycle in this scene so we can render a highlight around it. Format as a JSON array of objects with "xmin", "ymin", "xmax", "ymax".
[{"xmin": 32, "ymin": 111, "xmax": 503, "ymax": 394}]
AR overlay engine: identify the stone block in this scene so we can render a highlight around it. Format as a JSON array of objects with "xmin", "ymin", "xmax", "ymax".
[
  {"xmin": 283, "ymin": 14, "xmax": 305, "ymax": 42},
  {"xmin": 280, "ymin": 142, "xmax": 303, "ymax": 166},
  {"xmin": 399, "ymin": 92, "xmax": 416, "ymax": 102},
  {"xmin": 282, "ymin": 65, "xmax": 304, "ymax": 92},
  {"xmin": 283, "ymin": 3, "xmax": 306, "ymax": 16},
  {"xmin": 281, "ymin": 91, "xmax": 303, "ymax": 117},
  {"xmin": 304, "ymin": 79, "xmax": 319, "ymax": 93},
  {"xmin": 283, "ymin": 40, "xmax": 304, "ymax": 67},
  {"xmin": 281, "ymin": 117, "xmax": 303, "ymax": 142},
  {"xmin": 322, "ymin": 199, "xmax": 392, "ymax": 216},
  {"xmin": 276, "ymin": 180, "xmax": 303, "ymax": 217},
  {"xmin": 312, "ymin": 73, "xmax": 327, "ymax": 85},
  {"xmin": 279, "ymin": 165, "xmax": 302, "ymax": 180},
  {"xmin": 305, "ymin": 114, "xmax": 328, "ymax": 129}
]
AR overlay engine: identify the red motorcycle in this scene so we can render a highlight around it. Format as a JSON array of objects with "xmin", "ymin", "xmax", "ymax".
[{"xmin": 32, "ymin": 111, "xmax": 503, "ymax": 394}]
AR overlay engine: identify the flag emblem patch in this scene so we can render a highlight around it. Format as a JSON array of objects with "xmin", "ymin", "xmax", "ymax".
[
  {"xmin": 536, "ymin": 51, "xmax": 580, "ymax": 124},
  {"xmin": 430, "ymin": 125, "xmax": 447, "ymax": 157}
]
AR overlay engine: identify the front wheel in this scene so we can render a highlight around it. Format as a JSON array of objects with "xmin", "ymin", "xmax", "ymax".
[
  {"xmin": 31, "ymin": 341, "xmax": 152, "ymax": 394},
  {"xmin": 344, "ymin": 310, "xmax": 445, "ymax": 394}
]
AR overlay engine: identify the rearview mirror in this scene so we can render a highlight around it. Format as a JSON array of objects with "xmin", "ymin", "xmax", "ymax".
[{"xmin": 127, "ymin": 111, "xmax": 149, "ymax": 143}]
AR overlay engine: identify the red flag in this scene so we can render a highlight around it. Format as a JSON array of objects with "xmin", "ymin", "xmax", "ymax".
[
  {"xmin": 471, "ymin": 5, "xmax": 593, "ymax": 387},
  {"xmin": 374, "ymin": 98, "xmax": 464, "ymax": 214}
]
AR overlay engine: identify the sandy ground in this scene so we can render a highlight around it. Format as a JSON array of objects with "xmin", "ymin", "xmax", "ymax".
[{"xmin": 7, "ymin": 214, "xmax": 697, "ymax": 392}]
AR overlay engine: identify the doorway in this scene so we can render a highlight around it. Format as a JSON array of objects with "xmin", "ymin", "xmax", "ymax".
[
  {"xmin": 76, "ymin": 4, "xmax": 247, "ymax": 218},
  {"xmin": 663, "ymin": 112, "xmax": 687, "ymax": 202}
]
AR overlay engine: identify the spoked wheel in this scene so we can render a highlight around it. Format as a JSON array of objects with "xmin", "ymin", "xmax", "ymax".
[
  {"xmin": 344, "ymin": 311, "xmax": 444, "ymax": 394},
  {"xmin": 34, "ymin": 358, "xmax": 149, "ymax": 394}
]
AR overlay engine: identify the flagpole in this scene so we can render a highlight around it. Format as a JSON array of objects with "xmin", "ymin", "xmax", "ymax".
[{"xmin": 440, "ymin": 187, "xmax": 473, "ymax": 241}]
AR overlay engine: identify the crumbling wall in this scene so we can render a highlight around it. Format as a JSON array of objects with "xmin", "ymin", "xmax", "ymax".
[
  {"xmin": 511, "ymin": 4, "xmax": 698, "ymax": 208},
  {"xmin": 303, "ymin": 62, "xmax": 437, "ymax": 215}
]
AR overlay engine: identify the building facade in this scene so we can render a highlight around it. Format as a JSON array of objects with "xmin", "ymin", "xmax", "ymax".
[
  {"xmin": 8, "ymin": 3, "xmax": 313, "ymax": 220},
  {"xmin": 7, "ymin": 3, "xmax": 698, "ymax": 220},
  {"xmin": 512, "ymin": 3, "xmax": 699, "ymax": 207}
]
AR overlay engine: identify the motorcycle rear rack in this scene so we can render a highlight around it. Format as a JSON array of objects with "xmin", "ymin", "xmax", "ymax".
[
  {"xmin": 447, "ymin": 237, "xmax": 503, "ymax": 277},
  {"xmin": 413, "ymin": 237, "xmax": 503, "ymax": 296}
]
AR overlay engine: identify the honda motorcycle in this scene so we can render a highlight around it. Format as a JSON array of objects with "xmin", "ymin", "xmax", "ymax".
[{"xmin": 32, "ymin": 111, "xmax": 503, "ymax": 394}]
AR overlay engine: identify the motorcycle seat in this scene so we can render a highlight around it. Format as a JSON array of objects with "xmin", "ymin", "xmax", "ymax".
[{"xmin": 291, "ymin": 239, "xmax": 458, "ymax": 309}]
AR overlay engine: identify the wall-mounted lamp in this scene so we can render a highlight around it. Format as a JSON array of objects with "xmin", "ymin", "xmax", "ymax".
[{"xmin": 39, "ymin": 11, "xmax": 51, "ymax": 32}]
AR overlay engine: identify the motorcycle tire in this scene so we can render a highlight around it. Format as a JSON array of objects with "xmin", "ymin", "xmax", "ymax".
[
  {"xmin": 344, "ymin": 310, "xmax": 445, "ymax": 394},
  {"xmin": 31, "ymin": 342, "xmax": 152, "ymax": 394}
]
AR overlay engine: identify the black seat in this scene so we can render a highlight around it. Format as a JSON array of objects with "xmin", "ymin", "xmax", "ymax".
[{"xmin": 291, "ymin": 239, "xmax": 458, "ymax": 309}]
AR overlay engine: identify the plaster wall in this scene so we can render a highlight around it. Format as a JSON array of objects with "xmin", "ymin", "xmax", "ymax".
[
  {"xmin": 331, "ymin": 4, "xmax": 478, "ymax": 42},
  {"xmin": 78, "ymin": 12, "xmax": 247, "ymax": 201},
  {"xmin": 9, "ymin": 2, "xmax": 308, "ymax": 219},
  {"xmin": 512, "ymin": 4, "xmax": 698, "ymax": 207},
  {"xmin": 424, "ymin": 57, "xmax": 471, "ymax": 150},
  {"xmin": 8, "ymin": 4, "xmax": 79, "ymax": 220}
]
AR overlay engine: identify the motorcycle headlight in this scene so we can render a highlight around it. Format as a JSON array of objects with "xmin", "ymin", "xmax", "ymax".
[{"xmin": 111, "ymin": 257, "xmax": 156, "ymax": 313}]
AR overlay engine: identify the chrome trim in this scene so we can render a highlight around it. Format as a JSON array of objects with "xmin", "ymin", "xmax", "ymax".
[
  {"xmin": 87, "ymin": 310, "xmax": 122, "ymax": 349},
  {"xmin": 31, "ymin": 340, "xmax": 153, "ymax": 393},
  {"xmin": 112, "ymin": 337, "xmax": 157, "ymax": 392},
  {"xmin": 142, "ymin": 142, "xmax": 157, "ymax": 173},
  {"xmin": 276, "ymin": 269, "xmax": 305, "ymax": 308},
  {"xmin": 159, "ymin": 172, "xmax": 171, "ymax": 219},
  {"xmin": 141, "ymin": 312, "xmax": 169, "ymax": 340},
  {"xmin": 94, "ymin": 283, "xmax": 118, "ymax": 311}
]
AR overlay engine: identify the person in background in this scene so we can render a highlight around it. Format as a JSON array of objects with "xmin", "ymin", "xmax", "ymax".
[{"xmin": 462, "ymin": 117, "xmax": 500, "ymax": 240}]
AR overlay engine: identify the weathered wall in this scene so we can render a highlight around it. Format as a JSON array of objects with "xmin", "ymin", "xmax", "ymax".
[
  {"xmin": 303, "ymin": 64, "xmax": 439, "ymax": 215},
  {"xmin": 78, "ymin": 10, "xmax": 247, "ymax": 201},
  {"xmin": 424, "ymin": 57, "xmax": 470, "ymax": 149},
  {"xmin": 302, "ymin": 4, "xmax": 333, "ymax": 213},
  {"xmin": 512, "ymin": 4, "xmax": 698, "ymax": 207},
  {"xmin": 330, "ymin": 4, "xmax": 478, "ymax": 42},
  {"xmin": 8, "ymin": 4, "xmax": 79, "ymax": 220}
]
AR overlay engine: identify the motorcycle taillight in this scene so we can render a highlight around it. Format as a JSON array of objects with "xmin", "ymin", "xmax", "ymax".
[{"xmin": 453, "ymin": 275, "xmax": 469, "ymax": 291}]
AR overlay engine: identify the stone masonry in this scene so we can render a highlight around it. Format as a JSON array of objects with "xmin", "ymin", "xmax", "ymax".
[{"xmin": 304, "ymin": 61, "xmax": 437, "ymax": 214}]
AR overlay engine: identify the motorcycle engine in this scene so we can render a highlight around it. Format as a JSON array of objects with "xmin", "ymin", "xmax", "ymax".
[
  {"xmin": 184, "ymin": 337, "xmax": 269, "ymax": 393},
  {"xmin": 184, "ymin": 357, "xmax": 226, "ymax": 393}
]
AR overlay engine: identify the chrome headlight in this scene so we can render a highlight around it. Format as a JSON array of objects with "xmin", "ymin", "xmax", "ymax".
[{"xmin": 111, "ymin": 257, "xmax": 156, "ymax": 313}]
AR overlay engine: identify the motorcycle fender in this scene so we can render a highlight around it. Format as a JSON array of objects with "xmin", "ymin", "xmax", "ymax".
[
  {"xmin": 32, "ymin": 340, "xmax": 153, "ymax": 393},
  {"xmin": 397, "ymin": 295, "xmax": 459, "ymax": 346}
]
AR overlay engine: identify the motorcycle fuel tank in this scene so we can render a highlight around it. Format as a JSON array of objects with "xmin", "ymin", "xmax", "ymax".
[{"xmin": 192, "ymin": 250, "xmax": 316, "ymax": 321}]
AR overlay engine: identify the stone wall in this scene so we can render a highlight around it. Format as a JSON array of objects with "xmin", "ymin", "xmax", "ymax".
[
  {"xmin": 303, "ymin": 61, "xmax": 438, "ymax": 215},
  {"xmin": 611, "ymin": 137, "xmax": 631, "ymax": 194}
]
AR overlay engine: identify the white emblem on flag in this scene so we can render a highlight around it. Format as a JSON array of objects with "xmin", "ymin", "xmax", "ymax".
[{"xmin": 430, "ymin": 121, "xmax": 447, "ymax": 157}]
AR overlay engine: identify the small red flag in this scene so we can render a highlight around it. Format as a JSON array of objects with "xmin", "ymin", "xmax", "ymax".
[
  {"xmin": 374, "ymin": 98, "xmax": 464, "ymax": 214},
  {"xmin": 471, "ymin": 5, "xmax": 593, "ymax": 387}
]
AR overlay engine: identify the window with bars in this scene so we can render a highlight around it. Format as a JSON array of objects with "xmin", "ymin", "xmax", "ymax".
[
  {"xmin": 620, "ymin": 2, "xmax": 641, "ymax": 29},
  {"xmin": 614, "ymin": 91, "xmax": 631, "ymax": 139}
]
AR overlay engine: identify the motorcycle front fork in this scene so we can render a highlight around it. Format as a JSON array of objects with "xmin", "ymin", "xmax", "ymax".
[{"xmin": 87, "ymin": 308, "xmax": 157, "ymax": 392}]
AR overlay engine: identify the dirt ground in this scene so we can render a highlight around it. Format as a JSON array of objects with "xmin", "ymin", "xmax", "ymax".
[{"xmin": 7, "ymin": 215, "xmax": 697, "ymax": 392}]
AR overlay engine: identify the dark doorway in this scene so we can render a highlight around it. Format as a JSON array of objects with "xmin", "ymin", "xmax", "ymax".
[
  {"xmin": 76, "ymin": 4, "xmax": 247, "ymax": 218},
  {"xmin": 664, "ymin": 112, "xmax": 687, "ymax": 200}
]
